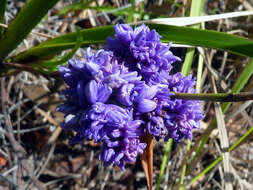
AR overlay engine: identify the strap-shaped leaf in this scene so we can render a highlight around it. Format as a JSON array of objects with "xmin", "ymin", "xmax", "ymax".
[
  {"xmin": 9, "ymin": 24, "xmax": 253, "ymax": 63},
  {"xmin": 148, "ymin": 24, "xmax": 253, "ymax": 57},
  {"xmin": 10, "ymin": 25, "xmax": 115, "ymax": 63},
  {"xmin": 31, "ymin": 28, "xmax": 83, "ymax": 74},
  {"xmin": 0, "ymin": 0, "xmax": 60, "ymax": 62}
]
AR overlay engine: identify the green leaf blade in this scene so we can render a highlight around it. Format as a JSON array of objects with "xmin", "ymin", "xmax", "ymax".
[
  {"xmin": 147, "ymin": 24, "xmax": 253, "ymax": 58},
  {"xmin": 10, "ymin": 24, "xmax": 253, "ymax": 64},
  {"xmin": 0, "ymin": 0, "xmax": 60, "ymax": 62},
  {"xmin": 10, "ymin": 25, "xmax": 114, "ymax": 63},
  {"xmin": 222, "ymin": 58, "xmax": 253, "ymax": 112}
]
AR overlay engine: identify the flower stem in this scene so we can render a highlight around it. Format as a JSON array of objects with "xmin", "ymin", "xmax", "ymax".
[
  {"xmin": 173, "ymin": 92, "xmax": 253, "ymax": 102},
  {"xmin": 156, "ymin": 138, "xmax": 173, "ymax": 190}
]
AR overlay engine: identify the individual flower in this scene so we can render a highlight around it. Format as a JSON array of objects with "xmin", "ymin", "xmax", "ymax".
[
  {"xmin": 146, "ymin": 115, "xmax": 168, "ymax": 141},
  {"xmin": 106, "ymin": 24, "xmax": 181, "ymax": 79}
]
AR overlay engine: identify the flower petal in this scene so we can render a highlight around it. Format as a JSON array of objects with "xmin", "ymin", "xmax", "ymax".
[
  {"xmin": 135, "ymin": 99, "xmax": 157, "ymax": 113},
  {"xmin": 85, "ymin": 80, "xmax": 98, "ymax": 104},
  {"xmin": 97, "ymin": 84, "xmax": 112, "ymax": 103},
  {"xmin": 77, "ymin": 80, "xmax": 87, "ymax": 107},
  {"xmin": 118, "ymin": 84, "xmax": 135, "ymax": 106}
]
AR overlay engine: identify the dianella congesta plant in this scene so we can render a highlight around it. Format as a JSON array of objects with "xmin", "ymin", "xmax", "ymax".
[{"xmin": 1, "ymin": 0, "xmax": 253, "ymax": 189}]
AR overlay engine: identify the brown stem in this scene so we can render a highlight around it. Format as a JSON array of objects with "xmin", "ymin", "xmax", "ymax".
[{"xmin": 141, "ymin": 132, "xmax": 154, "ymax": 190}]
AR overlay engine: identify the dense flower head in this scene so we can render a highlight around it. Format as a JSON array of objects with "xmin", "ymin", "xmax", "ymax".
[
  {"xmin": 57, "ymin": 48, "xmax": 147, "ymax": 169},
  {"xmin": 106, "ymin": 24, "xmax": 181, "ymax": 80},
  {"xmin": 57, "ymin": 24, "xmax": 204, "ymax": 170}
]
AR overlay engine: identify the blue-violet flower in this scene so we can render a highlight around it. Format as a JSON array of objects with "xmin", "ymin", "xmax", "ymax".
[
  {"xmin": 106, "ymin": 24, "xmax": 181, "ymax": 80},
  {"xmin": 57, "ymin": 24, "xmax": 204, "ymax": 170}
]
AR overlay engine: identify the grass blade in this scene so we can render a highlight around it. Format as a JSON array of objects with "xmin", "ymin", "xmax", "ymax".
[
  {"xmin": 180, "ymin": 1, "xmax": 205, "ymax": 188},
  {"xmin": 181, "ymin": 48, "xmax": 195, "ymax": 76},
  {"xmin": 9, "ymin": 24, "xmax": 253, "ymax": 64},
  {"xmin": 9, "ymin": 25, "xmax": 115, "ymax": 63},
  {"xmin": 196, "ymin": 48, "xmax": 204, "ymax": 92},
  {"xmin": 214, "ymin": 102, "xmax": 232, "ymax": 190},
  {"xmin": 222, "ymin": 58, "xmax": 253, "ymax": 112},
  {"xmin": 155, "ymin": 138, "xmax": 173, "ymax": 190},
  {"xmin": 210, "ymin": 75, "xmax": 232, "ymax": 190},
  {"xmin": 150, "ymin": 11, "xmax": 253, "ymax": 26},
  {"xmin": 187, "ymin": 125, "xmax": 253, "ymax": 187},
  {"xmin": 58, "ymin": 0, "xmax": 92, "ymax": 15},
  {"xmin": 188, "ymin": 59, "xmax": 253, "ymax": 175},
  {"xmin": 148, "ymin": 24, "xmax": 253, "ymax": 58},
  {"xmin": 172, "ymin": 92, "xmax": 253, "ymax": 102},
  {"xmin": 31, "ymin": 28, "xmax": 83, "ymax": 74},
  {"xmin": 181, "ymin": 0, "xmax": 205, "ymax": 76},
  {"xmin": 0, "ymin": 0, "xmax": 60, "ymax": 62}
]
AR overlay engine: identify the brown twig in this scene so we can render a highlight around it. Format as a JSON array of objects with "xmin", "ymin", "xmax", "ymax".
[{"xmin": 2, "ymin": 62, "xmax": 44, "ymax": 76}]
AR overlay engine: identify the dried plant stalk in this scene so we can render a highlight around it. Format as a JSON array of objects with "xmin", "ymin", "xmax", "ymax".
[{"xmin": 141, "ymin": 132, "xmax": 154, "ymax": 190}]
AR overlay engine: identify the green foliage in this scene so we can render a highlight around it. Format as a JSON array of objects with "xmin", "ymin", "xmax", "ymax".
[
  {"xmin": 156, "ymin": 138, "xmax": 173, "ymax": 190},
  {"xmin": 0, "ymin": 0, "xmax": 60, "ymax": 62},
  {"xmin": 179, "ymin": 1, "xmax": 205, "ymax": 189},
  {"xmin": 222, "ymin": 59, "xmax": 253, "ymax": 112},
  {"xmin": 188, "ymin": 125, "xmax": 253, "ymax": 186},
  {"xmin": 188, "ymin": 58, "xmax": 253, "ymax": 185},
  {"xmin": 58, "ymin": 0, "xmax": 148, "ymax": 23},
  {"xmin": 8, "ymin": 24, "xmax": 253, "ymax": 65},
  {"xmin": 147, "ymin": 24, "xmax": 253, "ymax": 58},
  {"xmin": 31, "ymin": 28, "xmax": 83, "ymax": 74},
  {"xmin": 9, "ymin": 25, "xmax": 114, "ymax": 63}
]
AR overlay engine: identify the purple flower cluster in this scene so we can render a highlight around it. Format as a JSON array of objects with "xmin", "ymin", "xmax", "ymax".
[
  {"xmin": 58, "ymin": 24, "xmax": 204, "ymax": 170},
  {"xmin": 106, "ymin": 24, "xmax": 181, "ymax": 80},
  {"xmin": 147, "ymin": 71, "xmax": 204, "ymax": 142}
]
